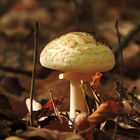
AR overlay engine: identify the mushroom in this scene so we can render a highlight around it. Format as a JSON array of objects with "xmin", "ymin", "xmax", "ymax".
[{"xmin": 40, "ymin": 32, "xmax": 115, "ymax": 122}]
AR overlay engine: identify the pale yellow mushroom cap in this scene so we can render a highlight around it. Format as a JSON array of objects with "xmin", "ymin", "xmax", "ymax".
[{"xmin": 40, "ymin": 32, "xmax": 115, "ymax": 73}]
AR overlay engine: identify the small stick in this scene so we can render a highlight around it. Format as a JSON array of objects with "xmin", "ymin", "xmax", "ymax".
[
  {"xmin": 0, "ymin": 65, "xmax": 32, "ymax": 76},
  {"xmin": 112, "ymin": 18, "xmax": 124, "ymax": 140},
  {"xmin": 0, "ymin": 65, "xmax": 52, "ymax": 78},
  {"xmin": 115, "ymin": 18, "xmax": 124, "ymax": 81},
  {"xmin": 112, "ymin": 116, "xmax": 120, "ymax": 140},
  {"xmin": 49, "ymin": 90, "xmax": 62, "ymax": 121},
  {"xmin": 115, "ymin": 24, "xmax": 140, "ymax": 59},
  {"xmin": 80, "ymin": 80, "xmax": 90, "ymax": 114},
  {"xmin": 60, "ymin": 112, "xmax": 74, "ymax": 125},
  {"xmin": 29, "ymin": 21, "xmax": 38, "ymax": 126}
]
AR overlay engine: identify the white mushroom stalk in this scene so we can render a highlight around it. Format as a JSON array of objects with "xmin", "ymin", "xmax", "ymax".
[
  {"xmin": 59, "ymin": 72, "xmax": 92, "ymax": 121},
  {"xmin": 70, "ymin": 80, "xmax": 87, "ymax": 119}
]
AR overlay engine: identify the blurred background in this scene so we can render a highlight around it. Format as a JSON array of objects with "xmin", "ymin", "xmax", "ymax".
[{"xmin": 0, "ymin": 0, "xmax": 139, "ymax": 117}]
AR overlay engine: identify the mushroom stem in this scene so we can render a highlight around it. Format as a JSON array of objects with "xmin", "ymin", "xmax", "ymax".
[
  {"xmin": 70, "ymin": 80, "xmax": 88, "ymax": 121},
  {"xmin": 59, "ymin": 72, "xmax": 92, "ymax": 122}
]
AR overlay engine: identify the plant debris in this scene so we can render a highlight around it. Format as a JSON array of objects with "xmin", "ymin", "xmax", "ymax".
[{"xmin": 0, "ymin": 1, "xmax": 140, "ymax": 140}]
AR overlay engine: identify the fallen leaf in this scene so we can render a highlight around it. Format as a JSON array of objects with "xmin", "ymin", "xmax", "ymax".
[
  {"xmin": 90, "ymin": 72, "xmax": 103, "ymax": 90},
  {"xmin": 25, "ymin": 98, "xmax": 42, "ymax": 112},
  {"xmin": 88, "ymin": 100, "xmax": 126, "ymax": 125}
]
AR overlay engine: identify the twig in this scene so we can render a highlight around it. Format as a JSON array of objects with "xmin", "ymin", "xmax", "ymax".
[
  {"xmin": 49, "ymin": 90, "xmax": 59, "ymax": 116},
  {"xmin": 49, "ymin": 90, "xmax": 62, "ymax": 121},
  {"xmin": 112, "ymin": 116, "xmax": 120, "ymax": 140},
  {"xmin": 80, "ymin": 80, "xmax": 91, "ymax": 114},
  {"xmin": 29, "ymin": 21, "xmax": 38, "ymax": 126},
  {"xmin": 115, "ymin": 18, "xmax": 124, "ymax": 81},
  {"xmin": 80, "ymin": 81, "xmax": 101, "ymax": 110},
  {"xmin": 115, "ymin": 23, "xmax": 140, "ymax": 59},
  {"xmin": 60, "ymin": 112, "xmax": 74, "ymax": 127},
  {"xmin": 112, "ymin": 18, "xmax": 124, "ymax": 140},
  {"xmin": 0, "ymin": 65, "xmax": 32, "ymax": 76},
  {"xmin": 0, "ymin": 65, "xmax": 52, "ymax": 78}
]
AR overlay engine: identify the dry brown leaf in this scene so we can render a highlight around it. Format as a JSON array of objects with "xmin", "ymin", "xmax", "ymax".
[
  {"xmin": 21, "ymin": 127, "xmax": 84, "ymax": 140},
  {"xmin": 90, "ymin": 72, "xmax": 103, "ymax": 90},
  {"xmin": 88, "ymin": 100, "xmax": 126, "ymax": 125}
]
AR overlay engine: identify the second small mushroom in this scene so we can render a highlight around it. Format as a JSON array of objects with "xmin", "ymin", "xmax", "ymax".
[{"xmin": 40, "ymin": 32, "xmax": 115, "ymax": 122}]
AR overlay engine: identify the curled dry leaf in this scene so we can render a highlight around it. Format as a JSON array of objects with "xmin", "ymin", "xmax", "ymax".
[
  {"xmin": 75, "ymin": 112, "xmax": 94, "ymax": 140},
  {"xmin": 75, "ymin": 112, "xmax": 88, "ymax": 126},
  {"xmin": 21, "ymin": 127, "xmax": 84, "ymax": 140},
  {"xmin": 88, "ymin": 100, "xmax": 126, "ymax": 125},
  {"xmin": 42, "ymin": 97, "xmax": 63, "ymax": 111},
  {"xmin": 23, "ymin": 97, "xmax": 63, "ymax": 125},
  {"xmin": 115, "ymin": 81, "xmax": 140, "ymax": 113},
  {"xmin": 90, "ymin": 72, "xmax": 103, "ymax": 90},
  {"xmin": 26, "ymin": 98, "xmax": 42, "ymax": 112}
]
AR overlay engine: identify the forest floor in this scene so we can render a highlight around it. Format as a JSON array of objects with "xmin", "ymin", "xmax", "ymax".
[{"xmin": 0, "ymin": 0, "xmax": 140, "ymax": 140}]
